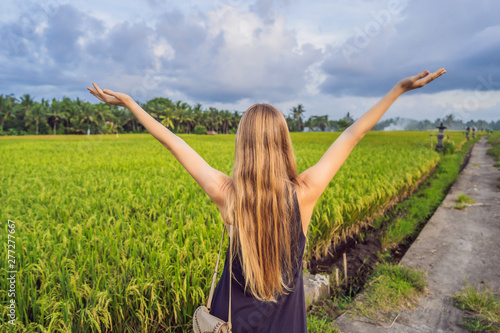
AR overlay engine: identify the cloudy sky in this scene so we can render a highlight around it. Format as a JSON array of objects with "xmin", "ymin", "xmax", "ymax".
[{"xmin": 1, "ymin": 0, "xmax": 499, "ymax": 122}]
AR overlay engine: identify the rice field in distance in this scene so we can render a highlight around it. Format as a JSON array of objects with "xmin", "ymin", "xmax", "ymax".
[{"xmin": 0, "ymin": 131, "xmax": 466, "ymax": 332}]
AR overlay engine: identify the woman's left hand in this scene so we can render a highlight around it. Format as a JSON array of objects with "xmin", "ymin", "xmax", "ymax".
[
  {"xmin": 87, "ymin": 83, "xmax": 132, "ymax": 108},
  {"xmin": 397, "ymin": 68, "xmax": 446, "ymax": 94}
]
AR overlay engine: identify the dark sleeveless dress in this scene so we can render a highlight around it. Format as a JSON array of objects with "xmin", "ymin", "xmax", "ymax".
[{"xmin": 210, "ymin": 190, "xmax": 307, "ymax": 333}]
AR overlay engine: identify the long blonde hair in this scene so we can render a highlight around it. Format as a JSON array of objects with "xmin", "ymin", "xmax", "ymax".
[{"xmin": 221, "ymin": 103, "xmax": 302, "ymax": 303}]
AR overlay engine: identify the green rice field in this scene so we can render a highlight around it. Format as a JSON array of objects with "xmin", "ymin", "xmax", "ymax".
[{"xmin": 0, "ymin": 131, "xmax": 466, "ymax": 332}]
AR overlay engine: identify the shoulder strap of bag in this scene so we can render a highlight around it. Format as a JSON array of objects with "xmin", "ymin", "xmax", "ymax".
[
  {"xmin": 228, "ymin": 224, "xmax": 233, "ymax": 331},
  {"xmin": 206, "ymin": 224, "xmax": 225, "ymax": 310},
  {"xmin": 206, "ymin": 224, "xmax": 233, "ymax": 331}
]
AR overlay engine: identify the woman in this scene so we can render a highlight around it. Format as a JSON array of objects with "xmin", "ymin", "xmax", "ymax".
[{"xmin": 88, "ymin": 67, "xmax": 446, "ymax": 332}]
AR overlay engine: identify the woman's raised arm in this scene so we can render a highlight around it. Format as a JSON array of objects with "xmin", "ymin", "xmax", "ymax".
[
  {"xmin": 87, "ymin": 83, "xmax": 231, "ymax": 209},
  {"xmin": 296, "ymin": 68, "xmax": 446, "ymax": 229}
]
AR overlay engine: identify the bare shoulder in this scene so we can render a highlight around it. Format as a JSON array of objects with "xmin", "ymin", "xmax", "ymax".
[
  {"xmin": 294, "ymin": 176, "xmax": 316, "ymax": 238},
  {"xmin": 215, "ymin": 178, "xmax": 232, "ymax": 235}
]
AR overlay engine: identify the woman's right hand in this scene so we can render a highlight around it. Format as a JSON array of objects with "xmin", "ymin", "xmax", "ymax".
[
  {"xmin": 87, "ymin": 83, "xmax": 133, "ymax": 108},
  {"xmin": 396, "ymin": 68, "xmax": 446, "ymax": 94}
]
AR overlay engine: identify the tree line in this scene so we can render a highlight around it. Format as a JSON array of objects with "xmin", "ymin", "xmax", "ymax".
[
  {"xmin": 0, "ymin": 94, "xmax": 240, "ymax": 136},
  {"xmin": 0, "ymin": 94, "xmax": 352, "ymax": 136},
  {"xmin": 0, "ymin": 94, "xmax": 498, "ymax": 136}
]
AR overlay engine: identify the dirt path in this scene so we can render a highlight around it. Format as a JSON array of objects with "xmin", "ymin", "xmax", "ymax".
[{"xmin": 334, "ymin": 136, "xmax": 500, "ymax": 333}]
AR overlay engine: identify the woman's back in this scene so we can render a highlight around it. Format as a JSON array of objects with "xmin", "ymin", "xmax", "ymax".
[
  {"xmin": 210, "ymin": 189, "xmax": 307, "ymax": 333},
  {"xmin": 88, "ymin": 67, "xmax": 446, "ymax": 333}
]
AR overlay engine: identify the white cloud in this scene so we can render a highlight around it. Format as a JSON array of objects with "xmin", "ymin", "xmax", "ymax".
[
  {"xmin": 153, "ymin": 5, "xmax": 322, "ymax": 102},
  {"xmin": 0, "ymin": 0, "xmax": 498, "ymax": 123}
]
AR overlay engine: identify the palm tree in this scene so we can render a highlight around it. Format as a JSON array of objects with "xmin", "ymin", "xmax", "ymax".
[
  {"xmin": 94, "ymin": 103, "xmax": 112, "ymax": 133},
  {"xmin": 173, "ymin": 101, "xmax": 191, "ymax": 133},
  {"xmin": 106, "ymin": 107, "xmax": 123, "ymax": 136},
  {"xmin": 219, "ymin": 110, "xmax": 231, "ymax": 134},
  {"xmin": 336, "ymin": 113, "xmax": 354, "ymax": 132},
  {"xmin": 174, "ymin": 102, "xmax": 194, "ymax": 134},
  {"xmin": 49, "ymin": 99, "xmax": 61, "ymax": 135},
  {"xmin": 145, "ymin": 100, "xmax": 162, "ymax": 121},
  {"xmin": 232, "ymin": 111, "xmax": 240, "ymax": 133},
  {"xmin": 0, "ymin": 94, "xmax": 17, "ymax": 132},
  {"xmin": 285, "ymin": 115, "xmax": 297, "ymax": 132},
  {"xmin": 199, "ymin": 109, "xmax": 210, "ymax": 130},
  {"xmin": 18, "ymin": 94, "xmax": 34, "ymax": 132},
  {"xmin": 80, "ymin": 102, "xmax": 98, "ymax": 135},
  {"xmin": 49, "ymin": 98, "xmax": 70, "ymax": 135},
  {"xmin": 193, "ymin": 103, "xmax": 203, "ymax": 113},
  {"xmin": 109, "ymin": 105, "xmax": 126, "ymax": 135},
  {"xmin": 317, "ymin": 115, "xmax": 328, "ymax": 131},
  {"xmin": 20, "ymin": 94, "xmax": 34, "ymax": 110},
  {"xmin": 159, "ymin": 107, "xmax": 175, "ymax": 130},
  {"xmin": 25, "ymin": 98, "xmax": 48, "ymax": 135},
  {"xmin": 62, "ymin": 97, "xmax": 78, "ymax": 134},
  {"xmin": 290, "ymin": 104, "xmax": 305, "ymax": 132},
  {"xmin": 123, "ymin": 108, "xmax": 138, "ymax": 132},
  {"xmin": 192, "ymin": 103, "xmax": 204, "ymax": 131},
  {"xmin": 309, "ymin": 116, "xmax": 317, "ymax": 131},
  {"xmin": 207, "ymin": 107, "xmax": 222, "ymax": 133}
]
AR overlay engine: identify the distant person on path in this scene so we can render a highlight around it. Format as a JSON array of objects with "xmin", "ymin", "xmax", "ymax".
[
  {"xmin": 466, "ymin": 126, "xmax": 470, "ymax": 140},
  {"xmin": 87, "ymin": 67, "xmax": 446, "ymax": 332},
  {"xmin": 472, "ymin": 126, "xmax": 476, "ymax": 139}
]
